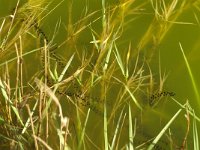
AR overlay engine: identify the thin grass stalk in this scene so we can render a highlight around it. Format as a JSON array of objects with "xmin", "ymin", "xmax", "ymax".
[
  {"xmin": 19, "ymin": 36, "xmax": 23, "ymax": 95},
  {"xmin": 129, "ymin": 104, "xmax": 134, "ymax": 150},
  {"xmin": 37, "ymin": 85, "xmax": 43, "ymax": 137},
  {"xmin": 44, "ymin": 39, "xmax": 49, "ymax": 143},
  {"xmin": 75, "ymin": 100, "xmax": 82, "ymax": 148},
  {"xmin": 102, "ymin": 0, "xmax": 106, "ymax": 31},
  {"xmin": 26, "ymin": 105, "xmax": 39, "ymax": 150},
  {"xmin": 5, "ymin": 63, "xmax": 12, "ymax": 124},
  {"xmin": 0, "ymin": 18, "xmax": 6, "ymax": 34},
  {"xmin": 63, "ymin": 118, "xmax": 70, "ymax": 150},
  {"xmin": 116, "ymin": 113, "xmax": 126, "ymax": 149},
  {"xmin": 15, "ymin": 43, "xmax": 20, "ymax": 106}
]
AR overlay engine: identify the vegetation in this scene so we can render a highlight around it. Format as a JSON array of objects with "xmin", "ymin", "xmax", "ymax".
[{"xmin": 0, "ymin": 0, "xmax": 200, "ymax": 149}]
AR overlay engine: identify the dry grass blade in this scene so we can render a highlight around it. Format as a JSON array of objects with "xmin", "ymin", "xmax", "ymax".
[
  {"xmin": 34, "ymin": 78, "xmax": 64, "ymax": 121},
  {"xmin": 33, "ymin": 135, "xmax": 53, "ymax": 150}
]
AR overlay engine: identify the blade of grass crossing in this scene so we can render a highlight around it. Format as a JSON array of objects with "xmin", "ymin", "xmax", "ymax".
[
  {"xmin": 113, "ymin": 77, "xmax": 142, "ymax": 110},
  {"xmin": 125, "ymin": 85, "xmax": 142, "ymax": 110},
  {"xmin": 22, "ymin": 99, "xmax": 38, "ymax": 134}
]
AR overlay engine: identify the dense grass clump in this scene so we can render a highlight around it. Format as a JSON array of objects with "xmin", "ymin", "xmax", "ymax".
[{"xmin": 0, "ymin": 0, "xmax": 200, "ymax": 149}]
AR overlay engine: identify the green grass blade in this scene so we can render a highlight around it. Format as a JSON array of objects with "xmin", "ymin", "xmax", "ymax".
[
  {"xmin": 57, "ymin": 53, "xmax": 75, "ymax": 82},
  {"xmin": 90, "ymin": 29, "xmax": 100, "ymax": 51},
  {"xmin": 104, "ymin": 102, "xmax": 109, "ymax": 150},
  {"xmin": 78, "ymin": 109, "xmax": 90, "ymax": 150},
  {"xmin": 103, "ymin": 41, "xmax": 113, "ymax": 72},
  {"xmin": 0, "ymin": 47, "xmax": 42, "ymax": 67},
  {"xmin": 110, "ymin": 107, "xmax": 124, "ymax": 149},
  {"xmin": 193, "ymin": 111, "xmax": 199, "ymax": 150},
  {"xmin": 129, "ymin": 104, "xmax": 134, "ymax": 150},
  {"xmin": 147, "ymin": 109, "xmax": 182, "ymax": 150},
  {"xmin": 22, "ymin": 100, "xmax": 38, "ymax": 134},
  {"xmin": 125, "ymin": 85, "xmax": 142, "ymax": 110},
  {"xmin": 179, "ymin": 43, "xmax": 200, "ymax": 105},
  {"xmin": 114, "ymin": 44, "xmax": 125, "ymax": 76}
]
